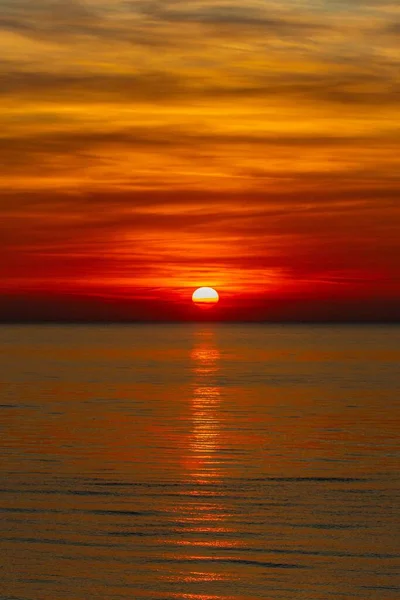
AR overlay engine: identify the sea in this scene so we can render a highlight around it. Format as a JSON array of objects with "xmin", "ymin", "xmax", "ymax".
[{"xmin": 0, "ymin": 324, "xmax": 399, "ymax": 600}]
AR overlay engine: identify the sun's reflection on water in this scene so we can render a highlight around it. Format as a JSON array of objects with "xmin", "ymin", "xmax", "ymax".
[
  {"xmin": 188, "ymin": 330, "xmax": 222, "ymax": 483},
  {"xmin": 170, "ymin": 329, "xmax": 240, "ymax": 588}
]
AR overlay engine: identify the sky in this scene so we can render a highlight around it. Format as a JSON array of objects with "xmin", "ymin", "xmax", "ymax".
[{"xmin": 1, "ymin": 0, "xmax": 399, "ymax": 320}]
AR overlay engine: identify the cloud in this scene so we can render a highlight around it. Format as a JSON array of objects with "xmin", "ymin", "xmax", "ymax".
[
  {"xmin": 136, "ymin": 0, "xmax": 324, "ymax": 36},
  {"xmin": 384, "ymin": 22, "xmax": 400, "ymax": 35},
  {"xmin": 1, "ymin": 61, "xmax": 398, "ymax": 108},
  {"xmin": 0, "ymin": 0, "xmax": 172, "ymax": 47},
  {"xmin": 1, "ymin": 116, "xmax": 398, "ymax": 190},
  {"xmin": 0, "ymin": 0, "xmax": 387, "ymax": 52},
  {"xmin": 0, "ymin": 70, "xmax": 186, "ymax": 102},
  {"xmin": 0, "ymin": 0, "xmax": 100, "ymax": 38}
]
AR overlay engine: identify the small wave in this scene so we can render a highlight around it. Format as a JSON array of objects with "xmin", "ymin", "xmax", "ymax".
[{"xmin": 155, "ymin": 556, "xmax": 307, "ymax": 569}]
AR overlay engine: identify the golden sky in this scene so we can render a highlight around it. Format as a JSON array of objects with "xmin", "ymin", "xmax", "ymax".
[{"xmin": 1, "ymin": 0, "xmax": 399, "ymax": 319}]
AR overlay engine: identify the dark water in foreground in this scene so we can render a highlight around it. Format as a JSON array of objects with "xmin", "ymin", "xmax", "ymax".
[{"xmin": 0, "ymin": 324, "xmax": 399, "ymax": 600}]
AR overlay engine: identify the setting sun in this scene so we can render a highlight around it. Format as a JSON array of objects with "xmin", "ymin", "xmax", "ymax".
[{"xmin": 192, "ymin": 287, "xmax": 219, "ymax": 308}]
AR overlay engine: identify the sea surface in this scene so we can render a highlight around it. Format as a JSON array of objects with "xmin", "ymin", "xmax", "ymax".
[{"xmin": 0, "ymin": 324, "xmax": 399, "ymax": 600}]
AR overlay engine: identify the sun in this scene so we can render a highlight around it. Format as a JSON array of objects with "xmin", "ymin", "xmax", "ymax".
[{"xmin": 192, "ymin": 287, "xmax": 219, "ymax": 308}]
